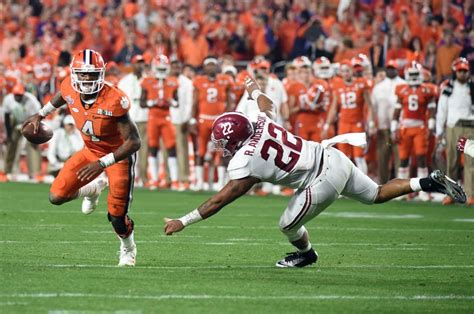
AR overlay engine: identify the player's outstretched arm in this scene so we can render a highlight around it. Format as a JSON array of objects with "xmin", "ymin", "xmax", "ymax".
[
  {"xmin": 23, "ymin": 92, "xmax": 66, "ymax": 133},
  {"xmin": 77, "ymin": 113, "xmax": 141, "ymax": 181},
  {"xmin": 245, "ymin": 76, "xmax": 276, "ymax": 120},
  {"xmin": 164, "ymin": 176, "xmax": 260, "ymax": 235}
]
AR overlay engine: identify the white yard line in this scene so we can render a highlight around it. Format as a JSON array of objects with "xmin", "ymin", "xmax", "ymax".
[
  {"xmin": 0, "ymin": 292, "xmax": 473, "ymax": 301},
  {"xmin": 1, "ymin": 224, "xmax": 472, "ymax": 234},
  {"xmin": 31, "ymin": 264, "xmax": 474, "ymax": 270},
  {"xmin": 1, "ymin": 240, "xmax": 471, "ymax": 248},
  {"xmin": 453, "ymin": 219, "xmax": 474, "ymax": 223}
]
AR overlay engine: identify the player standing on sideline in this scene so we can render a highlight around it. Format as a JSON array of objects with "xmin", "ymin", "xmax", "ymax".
[
  {"xmin": 322, "ymin": 60, "xmax": 376, "ymax": 174},
  {"xmin": 391, "ymin": 62, "xmax": 437, "ymax": 201},
  {"xmin": 140, "ymin": 54, "xmax": 180, "ymax": 190},
  {"xmin": 23, "ymin": 49, "xmax": 141, "ymax": 266},
  {"xmin": 164, "ymin": 76, "xmax": 466, "ymax": 268},
  {"xmin": 191, "ymin": 56, "xmax": 234, "ymax": 191}
]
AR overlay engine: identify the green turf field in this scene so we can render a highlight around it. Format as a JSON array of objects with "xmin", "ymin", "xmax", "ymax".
[{"xmin": 1, "ymin": 182, "xmax": 473, "ymax": 313}]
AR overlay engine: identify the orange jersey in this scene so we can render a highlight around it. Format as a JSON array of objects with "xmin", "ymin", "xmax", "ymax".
[
  {"xmin": 60, "ymin": 76, "xmax": 130, "ymax": 156},
  {"xmin": 333, "ymin": 77, "xmax": 370, "ymax": 124},
  {"xmin": 287, "ymin": 81, "xmax": 308, "ymax": 110},
  {"xmin": 141, "ymin": 76, "xmax": 179, "ymax": 119},
  {"xmin": 395, "ymin": 83, "xmax": 436, "ymax": 122},
  {"xmin": 26, "ymin": 56, "xmax": 54, "ymax": 82},
  {"xmin": 193, "ymin": 74, "xmax": 233, "ymax": 117}
]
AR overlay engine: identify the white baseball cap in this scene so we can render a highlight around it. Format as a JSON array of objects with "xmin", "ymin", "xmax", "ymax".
[{"xmin": 63, "ymin": 115, "xmax": 75, "ymax": 126}]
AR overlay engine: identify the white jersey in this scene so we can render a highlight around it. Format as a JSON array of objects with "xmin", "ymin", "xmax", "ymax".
[{"xmin": 228, "ymin": 113, "xmax": 324, "ymax": 189}]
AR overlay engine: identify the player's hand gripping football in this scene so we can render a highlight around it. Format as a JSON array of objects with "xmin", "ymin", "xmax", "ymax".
[
  {"xmin": 22, "ymin": 114, "xmax": 44, "ymax": 134},
  {"xmin": 245, "ymin": 76, "xmax": 261, "ymax": 100},
  {"xmin": 77, "ymin": 161, "xmax": 103, "ymax": 181},
  {"xmin": 457, "ymin": 136, "xmax": 467, "ymax": 152},
  {"xmin": 163, "ymin": 218, "xmax": 185, "ymax": 235}
]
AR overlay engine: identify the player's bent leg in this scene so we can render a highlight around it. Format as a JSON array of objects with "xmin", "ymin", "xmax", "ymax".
[
  {"xmin": 105, "ymin": 154, "xmax": 137, "ymax": 266},
  {"xmin": 49, "ymin": 149, "xmax": 101, "ymax": 208}
]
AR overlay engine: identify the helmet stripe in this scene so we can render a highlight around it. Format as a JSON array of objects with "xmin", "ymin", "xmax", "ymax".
[{"xmin": 84, "ymin": 49, "xmax": 91, "ymax": 65}]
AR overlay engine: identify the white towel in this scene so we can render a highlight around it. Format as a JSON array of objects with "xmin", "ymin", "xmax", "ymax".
[
  {"xmin": 321, "ymin": 132, "xmax": 367, "ymax": 149},
  {"xmin": 465, "ymin": 139, "xmax": 474, "ymax": 158}
]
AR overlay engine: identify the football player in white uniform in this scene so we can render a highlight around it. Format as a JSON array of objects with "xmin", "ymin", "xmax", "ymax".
[
  {"xmin": 457, "ymin": 137, "xmax": 474, "ymax": 158},
  {"xmin": 164, "ymin": 77, "xmax": 467, "ymax": 268}
]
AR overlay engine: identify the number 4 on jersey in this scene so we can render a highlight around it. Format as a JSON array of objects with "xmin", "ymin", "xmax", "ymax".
[{"xmin": 81, "ymin": 120, "xmax": 100, "ymax": 141}]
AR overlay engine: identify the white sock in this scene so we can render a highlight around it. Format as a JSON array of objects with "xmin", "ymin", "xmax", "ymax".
[
  {"xmin": 78, "ymin": 180, "xmax": 99, "ymax": 198},
  {"xmin": 417, "ymin": 167, "xmax": 428, "ymax": 179},
  {"xmin": 168, "ymin": 157, "xmax": 179, "ymax": 182},
  {"xmin": 148, "ymin": 156, "xmax": 158, "ymax": 182},
  {"xmin": 217, "ymin": 166, "xmax": 226, "ymax": 186},
  {"xmin": 398, "ymin": 167, "xmax": 409, "ymax": 179},
  {"xmin": 299, "ymin": 242, "xmax": 312, "ymax": 253},
  {"xmin": 195, "ymin": 166, "xmax": 204, "ymax": 185},
  {"xmin": 410, "ymin": 178, "xmax": 422, "ymax": 192},
  {"xmin": 355, "ymin": 157, "xmax": 368, "ymax": 174},
  {"xmin": 119, "ymin": 230, "xmax": 135, "ymax": 249}
]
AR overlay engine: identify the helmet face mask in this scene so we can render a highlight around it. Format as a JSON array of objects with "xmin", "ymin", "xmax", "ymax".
[{"xmin": 70, "ymin": 49, "xmax": 106, "ymax": 95}]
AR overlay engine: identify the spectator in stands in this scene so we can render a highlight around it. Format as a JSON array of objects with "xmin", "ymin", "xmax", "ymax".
[
  {"xmin": 228, "ymin": 24, "xmax": 251, "ymax": 61},
  {"xmin": 179, "ymin": 22, "xmax": 209, "ymax": 68},
  {"xmin": 2, "ymin": 84, "xmax": 41, "ymax": 181},
  {"xmin": 422, "ymin": 40, "xmax": 437, "ymax": 78},
  {"xmin": 436, "ymin": 29, "xmax": 462, "ymax": 83},
  {"xmin": 47, "ymin": 115, "xmax": 83, "ymax": 177},
  {"xmin": 436, "ymin": 58, "xmax": 474, "ymax": 205},
  {"xmin": 118, "ymin": 55, "xmax": 148, "ymax": 186},
  {"xmin": 461, "ymin": 30, "xmax": 474, "ymax": 82},
  {"xmin": 371, "ymin": 61, "xmax": 405, "ymax": 183},
  {"xmin": 114, "ymin": 33, "xmax": 143, "ymax": 65}
]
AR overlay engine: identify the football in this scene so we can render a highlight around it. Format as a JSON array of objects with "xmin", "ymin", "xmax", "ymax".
[{"xmin": 21, "ymin": 121, "xmax": 53, "ymax": 144}]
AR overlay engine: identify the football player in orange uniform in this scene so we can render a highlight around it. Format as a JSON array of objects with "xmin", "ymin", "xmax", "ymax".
[
  {"xmin": 191, "ymin": 57, "xmax": 233, "ymax": 190},
  {"xmin": 24, "ymin": 49, "xmax": 141, "ymax": 266},
  {"xmin": 391, "ymin": 62, "xmax": 436, "ymax": 201},
  {"xmin": 290, "ymin": 56, "xmax": 329, "ymax": 142},
  {"xmin": 140, "ymin": 55, "xmax": 179, "ymax": 190},
  {"xmin": 323, "ymin": 60, "xmax": 376, "ymax": 174}
]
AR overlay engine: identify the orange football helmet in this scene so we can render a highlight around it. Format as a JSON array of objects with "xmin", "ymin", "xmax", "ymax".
[
  {"xmin": 313, "ymin": 57, "xmax": 332, "ymax": 79},
  {"xmin": 404, "ymin": 61, "xmax": 423, "ymax": 86},
  {"xmin": 70, "ymin": 49, "xmax": 106, "ymax": 94},
  {"xmin": 152, "ymin": 54, "xmax": 170, "ymax": 79}
]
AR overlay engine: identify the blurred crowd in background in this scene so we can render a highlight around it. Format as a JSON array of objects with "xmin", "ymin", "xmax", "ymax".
[{"xmin": 0, "ymin": 0, "xmax": 473, "ymax": 204}]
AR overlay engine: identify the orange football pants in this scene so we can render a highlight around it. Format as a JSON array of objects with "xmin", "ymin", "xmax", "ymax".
[
  {"xmin": 147, "ymin": 117, "xmax": 176, "ymax": 149},
  {"xmin": 337, "ymin": 122, "xmax": 365, "ymax": 158},
  {"xmin": 50, "ymin": 148, "xmax": 136, "ymax": 216},
  {"xmin": 398, "ymin": 126, "xmax": 428, "ymax": 160},
  {"xmin": 198, "ymin": 118, "xmax": 214, "ymax": 157},
  {"xmin": 294, "ymin": 113, "xmax": 325, "ymax": 142}
]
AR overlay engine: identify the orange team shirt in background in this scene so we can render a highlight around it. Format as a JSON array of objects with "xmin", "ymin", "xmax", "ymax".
[
  {"xmin": 141, "ymin": 76, "xmax": 179, "ymax": 119},
  {"xmin": 286, "ymin": 81, "xmax": 308, "ymax": 127},
  {"xmin": 60, "ymin": 76, "xmax": 130, "ymax": 156},
  {"xmin": 395, "ymin": 83, "xmax": 436, "ymax": 122},
  {"xmin": 193, "ymin": 74, "xmax": 233, "ymax": 117},
  {"xmin": 333, "ymin": 77, "xmax": 370, "ymax": 124}
]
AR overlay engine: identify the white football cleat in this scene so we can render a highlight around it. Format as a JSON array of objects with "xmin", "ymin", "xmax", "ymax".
[
  {"xmin": 118, "ymin": 244, "xmax": 137, "ymax": 267},
  {"xmin": 81, "ymin": 178, "xmax": 108, "ymax": 215}
]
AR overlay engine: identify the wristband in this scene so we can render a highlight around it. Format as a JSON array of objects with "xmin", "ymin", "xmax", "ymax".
[
  {"xmin": 38, "ymin": 102, "xmax": 56, "ymax": 117},
  {"xmin": 251, "ymin": 89, "xmax": 264, "ymax": 100},
  {"xmin": 390, "ymin": 120, "xmax": 399, "ymax": 133},
  {"xmin": 189, "ymin": 118, "xmax": 197, "ymax": 125},
  {"xmin": 428, "ymin": 118, "xmax": 435, "ymax": 130},
  {"xmin": 323, "ymin": 123, "xmax": 329, "ymax": 131},
  {"xmin": 178, "ymin": 209, "xmax": 203, "ymax": 227},
  {"xmin": 98, "ymin": 153, "xmax": 115, "ymax": 168}
]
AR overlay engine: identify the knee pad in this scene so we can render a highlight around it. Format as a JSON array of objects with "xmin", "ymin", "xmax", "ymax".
[
  {"xmin": 108, "ymin": 213, "xmax": 134, "ymax": 238},
  {"xmin": 280, "ymin": 225, "xmax": 307, "ymax": 242}
]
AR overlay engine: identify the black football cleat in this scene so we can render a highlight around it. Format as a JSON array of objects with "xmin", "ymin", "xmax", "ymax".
[
  {"xmin": 429, "ymin": 170, "xmax": 467, "ymax": 203},
  {"xmin": 276, "ymin": 249, "xmax": 318, "ymax": 268}
]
